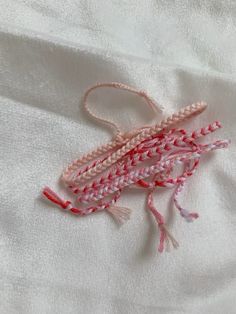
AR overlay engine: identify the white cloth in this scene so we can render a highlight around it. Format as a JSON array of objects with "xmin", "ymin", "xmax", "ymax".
[{"xmin": 0, "ymin": 1, "xmax": 236, "ymax": 313}]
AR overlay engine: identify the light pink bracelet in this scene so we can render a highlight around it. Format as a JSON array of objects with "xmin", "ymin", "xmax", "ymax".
[{"xmin": 42, "ymin": 82, "xmax": 229, "ymax": 253}]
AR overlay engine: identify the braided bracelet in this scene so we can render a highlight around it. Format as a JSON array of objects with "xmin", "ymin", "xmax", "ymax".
[{"xmin": 42, "ymin": 82, "xmax": 229, "ymax": 253}]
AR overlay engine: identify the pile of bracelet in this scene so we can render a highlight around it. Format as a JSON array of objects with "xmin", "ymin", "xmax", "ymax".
[{"xmin": 42, "ymin": 83, "xmax": 229, "ymax": 253}]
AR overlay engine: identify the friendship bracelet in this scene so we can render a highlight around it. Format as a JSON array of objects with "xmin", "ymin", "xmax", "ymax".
[
  {"xmin": 42, "ymin": 82, "xmax": 229, "ymax": 253},
  {"xmin": 62, "ymin": 82, "xmax": 162, "ymax": 185}
]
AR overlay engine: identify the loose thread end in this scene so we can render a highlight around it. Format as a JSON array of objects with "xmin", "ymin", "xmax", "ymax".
[
  {"xmin": 42, "ymin": 186, "xmax": 84, "ymax": 215},
  {"xmin": 42, "ymin": 186, "xmax": 70, "ymax": 210},
  {"xmin": 158, "ymin": 224, "xmax": 179, "ymax": 253},
  {"xmin": 107, "ymin": 206, "xmax": 132, "ymax": 224},
  {"xmin": 180, "ymin": 208, "xmax": 199, "ymax": 222}
]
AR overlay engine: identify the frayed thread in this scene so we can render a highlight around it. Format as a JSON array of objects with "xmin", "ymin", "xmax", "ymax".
[{"xmin": 107, "ymin": 206, "xmax": 132, "ymax": 224}]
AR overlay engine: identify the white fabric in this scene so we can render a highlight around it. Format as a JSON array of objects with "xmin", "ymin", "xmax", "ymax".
[{"xmin": 1, "ymin": 1, "xmax": 236, "ymax": 313}]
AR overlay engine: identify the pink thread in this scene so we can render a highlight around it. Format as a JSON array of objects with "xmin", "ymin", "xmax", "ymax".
[{"xmin": 42, "ymin": 83, "xmax": 229, "ymax": 253}]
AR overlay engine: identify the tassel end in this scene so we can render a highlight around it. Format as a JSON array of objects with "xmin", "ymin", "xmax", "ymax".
[
  {"xmin": 180, "ymin": 208, "xmax": 199, "ymax": 222},
  {"xmin": 158, "ymin": 224, "xmax": 179, "ymax": 253},
  {"xmin": 107, "ymin": 206, "xmax": 132, "ymax": 224},
  {"xmin": 42, "ymin": 186, "xmax": 70, "ymax": 210}
]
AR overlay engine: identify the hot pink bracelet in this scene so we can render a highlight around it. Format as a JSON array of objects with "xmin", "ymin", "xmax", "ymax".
[{"xmin": 42, "ymin": 82, "xmax": 229, "ymax": 253}]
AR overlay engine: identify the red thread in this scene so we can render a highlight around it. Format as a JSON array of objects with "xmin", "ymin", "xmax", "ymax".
[{"xmin": 43, "ymin": 187, "xmax": 70, "ymax": 210}]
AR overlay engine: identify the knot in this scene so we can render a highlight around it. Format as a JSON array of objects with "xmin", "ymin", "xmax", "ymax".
[
  {"xmin": 115, "ymin": 130, "xmax": 139, "ymax": 144},
  {"xmin": 115, "ymin": 133, "xmax": 127, "ymax": 144},
  {"xmin": 63, "ymin": 201, "xmax": 83, "ymax": 215},
  {"xmin": 180, "ymin": 208, "xmax": 199, "ymax": 222},
  {"xmin": 139, "ymin": 90, "xmax": 147, "ymax": 98},
  {"xmin": 63, "ymin": 200, "xmax": 72, "ymax": 210}
]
